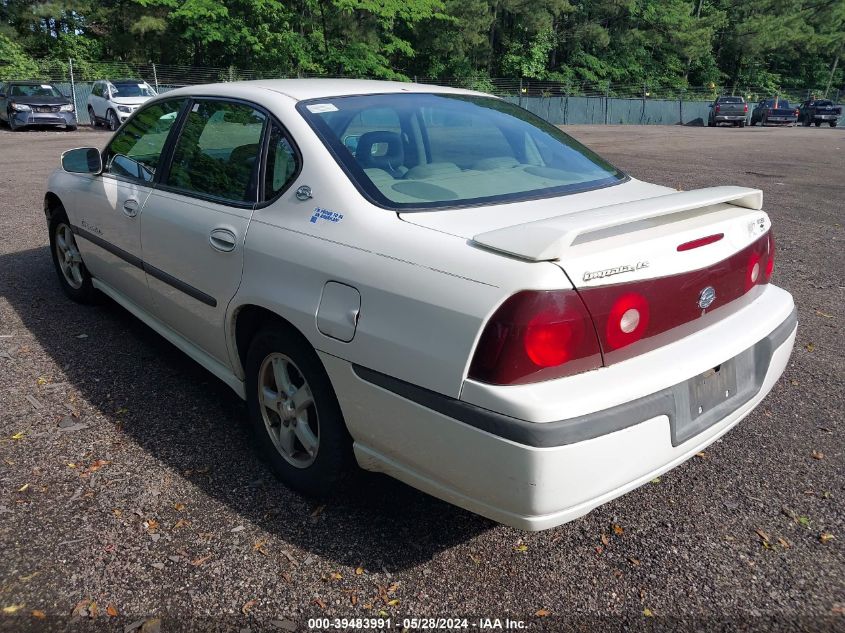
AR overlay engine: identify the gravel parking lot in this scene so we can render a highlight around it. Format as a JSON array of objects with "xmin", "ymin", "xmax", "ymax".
[{"xmin": 1, "ymin": 123, "xmax": 843, "ymax": 632}]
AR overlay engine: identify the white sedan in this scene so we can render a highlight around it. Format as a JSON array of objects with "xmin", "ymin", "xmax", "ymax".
[{"xmin": 46, "ymin": 80, "xmax": 796, "ymax": 530}]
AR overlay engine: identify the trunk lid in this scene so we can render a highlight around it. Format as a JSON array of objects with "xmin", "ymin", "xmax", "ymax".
[{"xmin": 404, "ymin": 183, "xmax": 774, "ymax": 365}]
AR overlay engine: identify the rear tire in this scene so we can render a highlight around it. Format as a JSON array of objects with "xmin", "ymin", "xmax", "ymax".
[
  {"xmin": 245, "ymin": 326, "xmax": 353, "ymax": 497},
  {"xmin": 739, "ymin": 121, "xmax": 746, "ymax": 128},
  {"xmin": 49, "ymin": 210, "xmax": 96, "ymax": 304},
  {"xmin": 829, "ymin": 121, "xmax": 836, "ymax": 128},
  {"xmin": 66, "ymin": 125, "xmax": 77, "ymax": 131}
]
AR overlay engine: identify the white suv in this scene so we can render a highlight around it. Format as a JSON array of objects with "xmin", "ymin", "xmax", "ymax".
[
  {"xmin": 86, "ymin": 79, "xmax": 157, "ymax": 130},
  {"xmin": 47, "ymin": 80, "xmax": 795, "ymax": 530}
]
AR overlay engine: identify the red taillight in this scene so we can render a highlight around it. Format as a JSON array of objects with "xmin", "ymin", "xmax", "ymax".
[
  {"xmin": 765, "ymin": 231, "xmax": 775, "ymax": 279},
  {"xmin": 715, "ymin": 104, "xmax": 721, "ymax": 113},
  {"xmin": 677, "ymin": 233, "xmax": 724, "ymax": 251},
  {"xmin": 468, "ymin": 290, "xmax": 602, "ymax": 385},
  {"xmin": 744, "ymin": 103, "xmax": 749, "ymax": 112},
  {"xmin": 577, "ymin": 231, "xmax": 773, "ymax": 364},
  {"xmin": 605, "ymin": 292, "xmax": 650, "ymax": 350},
  {"xmin": 795, "ymin": 109, "xmax": 800, "ymax": 116}
]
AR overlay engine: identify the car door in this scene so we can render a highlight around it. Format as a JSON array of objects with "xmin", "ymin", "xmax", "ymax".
[
  {"xmin": 90, "ymin": 82, "xmax": 104, "ymax": 119},
  {"xmin": 139, "ymin": 98, "xmax": 269, "ymax": 367},
  {"xmin": 70, "ymin": 98, "xmax": 185, "ymax": 310}
]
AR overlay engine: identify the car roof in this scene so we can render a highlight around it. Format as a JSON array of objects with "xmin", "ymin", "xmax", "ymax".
[
  {"xmin": 161, "ymin": 78, "xmax": 487, "ymax": 102},
  {"xmin": 8, "ymin": 80, "xmax": 56, "ymax": 85}
]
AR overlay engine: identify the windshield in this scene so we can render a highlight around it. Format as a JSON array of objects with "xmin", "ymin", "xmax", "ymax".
[
  {"xmin": 10, "ymin": 84, "xmax": 63, "ymax": 98},
  {"xmin": 111, "ymin": 82, "xmax": 156, "ymax": 98},
  {"xmin": 298, "ymin": 93, "xmax": 625, "ymax": 210}
]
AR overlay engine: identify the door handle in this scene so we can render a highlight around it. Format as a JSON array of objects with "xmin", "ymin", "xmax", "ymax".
[
  {"xmin": 209, "ymin": 228, "xmax": 237, "ymax": 252},
  {"xmin": 122, "ymin": 199, "xmax": 139, "ymax": 217}
]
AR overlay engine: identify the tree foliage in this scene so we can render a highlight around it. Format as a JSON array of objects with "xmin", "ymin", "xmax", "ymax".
[{"xmin": 1, "ymin": 0, "xmax": 842, "ymax": 92}]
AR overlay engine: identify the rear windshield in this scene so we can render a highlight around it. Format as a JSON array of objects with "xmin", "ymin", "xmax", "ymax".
[
  {"xmin": 9, "ymin": 83, "xmax": 62, "ymax": 97},
  {"xmin": 111, "ymin": 82, "xmax": 156, "ymax": 97},
  {"xmin": 764, "ymin": 99, "xmax": 791, "ymax": 108},
  {"xmin": 812, "ymin": 100, "xmax": 833, "ymax": 106},
  {"xmin": 717, "ymin": 96, "xmax": 744, "ymax": 103},
  {"xmin": 297, "ymin": 93, "xmax": 625, "ymax": 210}
]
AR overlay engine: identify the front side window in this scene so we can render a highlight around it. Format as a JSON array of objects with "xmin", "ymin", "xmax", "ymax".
[
  {"xmin": 165, "ymin": 100, "xmax": 266, "ymax": 203},
  {"xmin": 103, "ymin": 99, "xmax": 184, "ymax": 182},
  {"xmin": 298, "ymin": 93, "xmax": 625, "ymax": 210}
]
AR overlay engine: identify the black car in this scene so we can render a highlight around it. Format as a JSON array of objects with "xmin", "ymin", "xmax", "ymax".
[
  {"xmin": 798, "ymin": 99, "xmax": 841, "ymax": 127},
  {"xmin": 0, "ymin": 81, "xmax": 77, "ymax": 131}
]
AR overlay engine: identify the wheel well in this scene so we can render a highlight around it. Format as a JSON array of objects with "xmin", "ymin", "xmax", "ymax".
[
  {"xmin": 234, "ymin": 305, "xmax": 310, "ymax": 374},
  {"xmin": 44, "ymin": 192, "xmax": 65, "ymax": 222}
]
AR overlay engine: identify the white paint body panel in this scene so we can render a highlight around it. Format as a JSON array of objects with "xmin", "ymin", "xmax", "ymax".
[{"xmin": 46, "ymin": 79, "xmax": 797, "ymax": 530}]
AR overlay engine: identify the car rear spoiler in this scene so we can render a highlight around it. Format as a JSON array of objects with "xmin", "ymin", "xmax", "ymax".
[{"xmin": 471, "ymin": 186, "xmax": 763, "ymax": 261}]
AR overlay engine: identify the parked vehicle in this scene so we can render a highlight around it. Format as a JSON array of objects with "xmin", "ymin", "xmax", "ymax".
[
  {"xmin": 87, "ymin": 79, "xmax": 157, "ymax": 131},
  {"xmin": 707, "ymin": 95, "xmax": 747, "ymax": 127},
  {"xmin": 750, "ymin": 98, "xmax": 799, "ymax": 126},
  {"xmin": 45, "ymin": 80, "xmax": 796, "ymax": 530},
  {"xmin": 0, "ymin": 81, "xmax": 77, "ymax": 131},
  {"xmin": 798, "ymin": 99, "xmax": 841, "ymax": 127}
]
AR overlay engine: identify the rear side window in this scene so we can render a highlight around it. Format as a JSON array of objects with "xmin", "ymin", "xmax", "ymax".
[
  {"xmin": 263, "ymin": 123, "xmax": 299, "ymax": 199},
  {"xmin": 165, "ymin": 100, "xmax": 266, "ymax": 203},
  {"xmin": 104, "ymin": 99, "xmax": 184, "ymax": 182}
]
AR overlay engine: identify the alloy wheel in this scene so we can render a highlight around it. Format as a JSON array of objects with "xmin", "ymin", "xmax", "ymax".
[
  {"xmin": 257, "ymin": 352, "xmax": 319, "ymax": 468},
  {"xmin": 54, "ymin": 223, "xmax": 84, "ymax": 289}
]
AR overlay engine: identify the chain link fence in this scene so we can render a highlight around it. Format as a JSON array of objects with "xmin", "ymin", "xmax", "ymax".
[{"xmin": 4, "ymin": 58, "xmax": 842, "ymax": 127}]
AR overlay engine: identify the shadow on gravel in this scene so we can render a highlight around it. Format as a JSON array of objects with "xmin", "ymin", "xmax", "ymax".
[{"xmin": 1, "ymin": 246, "xmax": 493, "ymax": 571}]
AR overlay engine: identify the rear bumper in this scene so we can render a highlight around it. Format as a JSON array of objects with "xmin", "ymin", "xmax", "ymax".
[
  {"xmin": 323, "ymin": 285, "xmax": 796, "ymax": 530},
  {"xmin": 714, "ymin": 115, "xmax": 746, "ymax": 122},
  {"xmin": 811, "ymin": 114, "xmax": 838, "ymax": 120}
]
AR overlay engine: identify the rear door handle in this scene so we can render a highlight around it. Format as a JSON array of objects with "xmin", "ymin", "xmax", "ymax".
[
  {"xmin": 122, "ymin": 199, "xmax": 139, "ymax": 217},
  {"xmin": 209, "ymin": 228, "xmax": 237, "ymax": 252}
]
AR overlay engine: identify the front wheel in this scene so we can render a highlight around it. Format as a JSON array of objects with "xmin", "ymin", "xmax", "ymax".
[
  {"xmin": 106, "ymin": 109, "xmax": 119, "ymax": 131},
  {"xmin": 88, "ymin": 106, "xmax": 98, "ymax": 128},
  {"xmin": 245, "ymin": 326, "xmax": 353, "ymax": 497},
  {"xmin": 49, "ymin": 213, "xmax": 96, "ymax": 303}
]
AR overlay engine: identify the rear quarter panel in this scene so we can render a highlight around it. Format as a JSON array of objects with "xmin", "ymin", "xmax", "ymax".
[{"xmin": 231, "ymin": 96, "xmax": 567, "ymax": 398}]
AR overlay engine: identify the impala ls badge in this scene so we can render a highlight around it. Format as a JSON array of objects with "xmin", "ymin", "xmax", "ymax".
[{"xmin": 698, "ymin": 286, "xmax": 717, "ymax": 310}]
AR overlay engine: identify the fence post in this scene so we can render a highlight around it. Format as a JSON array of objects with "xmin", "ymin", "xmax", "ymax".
[
  {"xmin": 605, "ymin": 82, "xmax": 610, "ymax": 124},
  {"xmin": 68, "ymin": 58, "xmax": 78, "ymax": 121},
  {"xmin": 152, "ymin": 63, "xmax": 159, "ymax": 92},
  {"xmin": 519, "ymin": 78, "xmax": 523, "ymax": 107},
  {"xmin": 679, "ymin": 93, "xmax": 683, "ymax": 125}
]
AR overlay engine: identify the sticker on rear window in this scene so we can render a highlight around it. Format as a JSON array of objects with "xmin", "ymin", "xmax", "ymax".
[
  {"xmin": 41, "ymin": 84, "xmax": 52, "ymax": 89},
  {"xmin": 306, "ymin": 103, "xmax": 338, "ymax": 114}
]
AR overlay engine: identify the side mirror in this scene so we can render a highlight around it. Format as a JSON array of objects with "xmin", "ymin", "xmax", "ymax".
[{"xmin": 61, "ymin": 147, "xmax": 102, "ymax": 174}]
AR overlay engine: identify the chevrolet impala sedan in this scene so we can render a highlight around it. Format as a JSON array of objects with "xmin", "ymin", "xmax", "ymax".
[{"xmin": 45, "ymin": 80, "xmax": 796, "ymax": 530}]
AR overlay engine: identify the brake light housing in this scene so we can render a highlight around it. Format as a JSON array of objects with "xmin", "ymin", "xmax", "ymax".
[
  {"xmin": 468, "ymin": 232, "xmax": 774, "ymax": 385},
  {"xmin": 468, "ymin": 290, "xmax": 602, "ymax": 385}
]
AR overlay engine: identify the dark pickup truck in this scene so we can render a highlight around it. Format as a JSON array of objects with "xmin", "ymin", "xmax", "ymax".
[
  {"xmin": 750, "ymin": 98, "xmax": 799, "ymax": 126},
  {"xmin": 707, "ymin": 95, "xmax": 748, "ymax": 127},
  {"xmin": 798, "ymin": 99, "xmax": 840, "ymax": 127}
]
